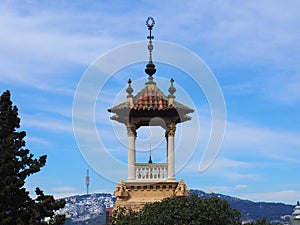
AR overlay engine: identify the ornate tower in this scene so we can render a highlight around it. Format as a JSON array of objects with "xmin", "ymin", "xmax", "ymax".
[{"xmin": 108, "ymin": 17, "xmax": 194, "ymax": 210}]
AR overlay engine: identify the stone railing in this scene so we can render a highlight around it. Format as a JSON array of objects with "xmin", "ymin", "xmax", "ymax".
[{"xmin": 135, "ymin": 163, "xmax": 168, "ymax": 180}]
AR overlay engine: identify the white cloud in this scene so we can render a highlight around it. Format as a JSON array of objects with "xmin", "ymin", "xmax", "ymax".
[
  {"xmin": 2, "ymin": 0, "xmax": 300, "ymax": 204},
  {"xmin": 205, "ymin": 158, "xmax": 259, "ymax": 180},
  {"xmin": 52, "ymin": 192, "xmax": 81, "ymax": 199},
  {"xmin": 42, "ymin": 105, "xmax": 73, "ymax": 118},
  {"xmin": 25, "ymin": 136, "xmax": 50, "ymax": 145},
  {"xmin": 223, "ymin": 121, "xmax": 300, "ymax": 163},
  {"xmin": 51, "ymin": 186, "xmax": 77, "ymax": 193},
  {"xmin": 198, "ymin": 184, "xmax": 247, "ymax": 194},
  {"xmin": 241, "ymin": 190, "xmax": 300, "ymax": 204},
  {"xmin": 223, "ymin": 82, "xmax": 256, "ymax": 96},
  {"xmin": 235, "ymin": 184, "xmax": 248, "ymax": 190},
  {"xmin": 22, "ymin": 114, "xmax": 72, "ymax": 133},
  {"xmin": 0, "ymin": 3, "xmax": 124, "ymax": 90},
  {"xmin": 264, "ymin": 73, "xmax": 300, "ymax": 104},
  {"xmin": 2, "ymin": 0, "xmax": 300, "ymax": 90},
  {"xmin": 182, "ymin": 157, "xmax": 259, "ymax": 181},
  {"xmin": 148, "ymin": 1, "xmax": 300, "ymax": 67},
  {"xmin": 180, "ymin": 115, "xmax": 300, "ymax": 172}
]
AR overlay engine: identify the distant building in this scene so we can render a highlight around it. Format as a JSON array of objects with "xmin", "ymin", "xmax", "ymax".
[
  {"xmin": 106, "ymin": 207, "xmax": 113, "ymax": 224},
  {"xmin": 290, "ymin": 201, "xmax": 300, "ymax": 225}
]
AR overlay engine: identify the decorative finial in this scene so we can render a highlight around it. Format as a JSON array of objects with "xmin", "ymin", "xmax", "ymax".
[
  {"xmin": 168, "ymin": 78, "xmax": 176, "ymax": 97},
  {"xmin": 145, "ymin": 17, "xmax": 156, "ymax": 84},
  {"xmin": 126, "ymin": 79, "xmax": 134, "ymax": 97},
  {"xmin": 148, "ymin": 143, "xmax": 153, "ymax": 164},
  {"xmin": 146, "ymin": 17, "xmax": 155, "ymax": 40}
]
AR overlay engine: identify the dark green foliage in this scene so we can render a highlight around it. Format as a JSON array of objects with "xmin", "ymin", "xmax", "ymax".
[
  {"xmin": 244, "ymin": 217, "xmax": 280, "ymax": 225},
  {"xmin": 190, "ymin": 190, "xmax": 293, "ymax": 224},
  {"xmin": 110, "ymin": 195, "xmax": 241, "ymax": 225},
  {"xmin": 0, "ymin": 90, "xmax": 65, "ymax": 225},
  {"xmin": 32, "ymin": 188, "xmax": 66, "ymax": 225}
]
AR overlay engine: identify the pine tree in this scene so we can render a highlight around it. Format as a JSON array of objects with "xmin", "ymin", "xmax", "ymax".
[{"xmin": 0, "ymin": 90, "xmax": 65, "ymax": 225}]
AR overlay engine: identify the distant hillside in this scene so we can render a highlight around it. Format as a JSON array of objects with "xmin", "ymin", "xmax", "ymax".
[
  {"xmin": 57, "ymin": 193, "xmax": 115, "ymax": 225},
  {"xmin": 190, "ymin": 189, "xmax": 294, "ymax": 224},
  {"xmin": 57, "ymin": 190, "xmax": 294, "ymax": 224}
]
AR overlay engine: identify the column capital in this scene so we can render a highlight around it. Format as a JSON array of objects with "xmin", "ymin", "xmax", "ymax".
[
  {"xmin": 127, "ymin": 124, "xmax": 137, "ymax": 137},
  {"xmin": 165, "ymin": 123, "xmax": 176, "ymax": 137}
]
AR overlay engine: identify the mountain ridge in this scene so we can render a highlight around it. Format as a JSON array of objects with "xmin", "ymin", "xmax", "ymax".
[
  {"xmin": 190, "ymin": 189, "xmax": 294, "ymax": 224},
  {"xmin": 58, "ymin": 190, "xmax": 295, "ymax": 224}
]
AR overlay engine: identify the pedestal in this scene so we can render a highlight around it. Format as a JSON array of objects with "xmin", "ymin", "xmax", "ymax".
[{"xmin": 113, "ymin": 179, "xmax": 189, "ymax": 211}]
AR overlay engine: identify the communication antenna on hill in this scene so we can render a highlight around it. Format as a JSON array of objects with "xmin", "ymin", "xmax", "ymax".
[{"xmin": 85, "ymin": 169, "xmax": 90, "ymax": 195}]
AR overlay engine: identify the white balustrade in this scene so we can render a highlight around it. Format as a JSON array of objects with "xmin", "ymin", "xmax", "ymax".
[{"xmin": 135, "ymin": 163, "xmax": 168, "ymax": 180}]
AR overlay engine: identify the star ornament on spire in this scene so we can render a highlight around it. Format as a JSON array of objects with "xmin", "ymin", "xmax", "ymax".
[
  {"xmin": 146, "ymin": 17, "xmax": 155, "ymax": 51},
  {"xmin": 145, "ymin": 16, "xmax": 156, "ymax": 81},
  {"xmin": 146, "ymin": 17, "xmax": 155, "ymax": 40}
]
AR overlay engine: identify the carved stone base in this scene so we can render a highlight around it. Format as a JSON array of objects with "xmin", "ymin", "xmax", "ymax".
[{"xmin": 113, "ymin": 179, "xmax": 189, "ymax": 211}]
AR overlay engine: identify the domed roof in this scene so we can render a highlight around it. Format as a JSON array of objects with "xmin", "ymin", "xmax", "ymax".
[
  {"xmin": 108, "ymin": 82, "xmax": 194, "ymax": 114},
  {"xmin": 107, "ymin": 79, "xmax": 194, "ymax": 125}
]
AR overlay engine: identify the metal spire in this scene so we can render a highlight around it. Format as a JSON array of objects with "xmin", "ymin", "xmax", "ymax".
[
  {"xmin": 145, "ymin": 17, "xmax": 156, "ymax": 84},
  {"xmin": 148, "ymin": 142, "xmax": 153, "ymax": 164},
  {"xmin": 146, "ymin": 17, "xmax": 155, "ymax": 61}
]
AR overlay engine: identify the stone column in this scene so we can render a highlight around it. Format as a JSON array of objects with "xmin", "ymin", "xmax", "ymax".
[
  {"xmin": 166, "ymin": 123, "xmax": 176, "ymax": 180},
  {"xmin": 165, "ymin": 132, "xmax": 168, "ymax": 160},
  {"xmin": 127, "ymin": 124, "xmax": 136, "ymax": 181}
]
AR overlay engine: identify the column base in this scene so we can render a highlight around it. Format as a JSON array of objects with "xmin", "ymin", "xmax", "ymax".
[
  {"xmin": 113, "ymin": 179, "xmax": 189, "ymax": 211},
  {"xmin": 127, "ymin": 177, "xmax": 135, "ymax": 182}
]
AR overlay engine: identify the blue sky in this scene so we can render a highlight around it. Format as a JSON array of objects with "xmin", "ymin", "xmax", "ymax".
[{"xmin": 1, "ymin": 0, "xmax": 300, "ymax": 204}]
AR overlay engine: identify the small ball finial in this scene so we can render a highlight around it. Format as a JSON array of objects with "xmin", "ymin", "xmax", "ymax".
[
  {"xmin": 126, "ymin": 79, "xmax": 134, "ymax": 97},
  {"xmin": 168, "ymin": 78, "xmax": 176, "ymax": 97},
  {"xmin": 145, "ymin": 63, "xmax": 156, "ymax": 76}
]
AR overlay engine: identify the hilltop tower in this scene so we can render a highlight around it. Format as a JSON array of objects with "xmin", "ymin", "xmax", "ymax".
[
  {"xmin": 86, "ymin": 169, "xmax": 90, "ymax": 195},
  {"xmin": 108, "ymin": 17, "xmax": 194, "ymax": 210}
]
